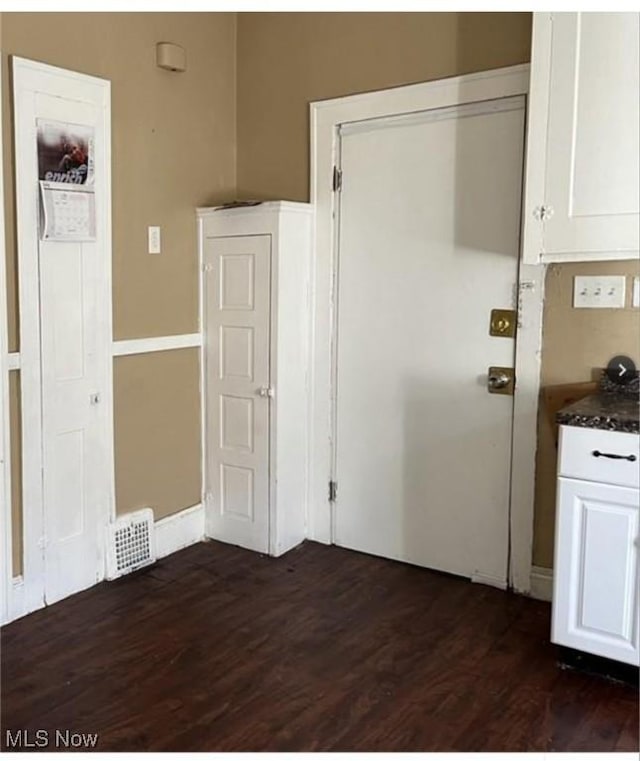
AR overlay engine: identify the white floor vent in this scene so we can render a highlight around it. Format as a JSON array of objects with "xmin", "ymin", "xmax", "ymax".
[{"xmin": 106, "ymin": 508, "xmax": 156, "ymax": 580}]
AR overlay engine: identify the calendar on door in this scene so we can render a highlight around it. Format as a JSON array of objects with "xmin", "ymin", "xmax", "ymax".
[{"xmin": 39, "ymin": 182, "xmax": 96, "ymax": 241}]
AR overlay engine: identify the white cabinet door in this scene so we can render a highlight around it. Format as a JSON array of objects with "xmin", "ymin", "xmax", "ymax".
[
  {"xmin": 524, "ymin": 13, "xmax": 640, "ymax": 262},
  {"xmin": 203, "ymin": 234, "xmax": 271, "ymax": 553},
  {"xmin": 552, "ymin": 477, "xmax": 639, "ymax": 665}
]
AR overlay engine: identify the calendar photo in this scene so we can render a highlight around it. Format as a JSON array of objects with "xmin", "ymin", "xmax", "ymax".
[{"xmin": 37, "ymin": 119, "xmax": 95, "ymax": 186}]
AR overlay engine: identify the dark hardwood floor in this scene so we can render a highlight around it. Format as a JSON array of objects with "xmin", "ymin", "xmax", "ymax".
[{"xmin": 1, "ymin": 540, "xmax": 638, "ymax": 752}]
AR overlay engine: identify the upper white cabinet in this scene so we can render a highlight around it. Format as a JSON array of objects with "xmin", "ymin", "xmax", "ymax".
[{"xmin": 523, "ymin": 13, "xmax": 640, "ymax": 263}]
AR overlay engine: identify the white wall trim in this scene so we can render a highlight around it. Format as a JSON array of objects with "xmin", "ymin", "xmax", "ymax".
[
  {"xmin": 509, "ymin": 264, "xmax": 546, "ymax": 592},
  {"xmin": 308, "ymin": 64, "xmax": 542, "ymax": 595},
  {"xmin": 0, "ymin": 48, "xmax": 12, "ymax": 626},
  {"xmin": 198, "ymin": 216, "xmax": 207, "ymax": 512},
  {"xmin": 471, "ymin": 573, "xmax": 508, "ymax": 591},
  {"xmin": 155, "ymin": 503, "xmax": 205, "ymax": 560},
  {"xmin": 530, "ymin": 565, "xmax": 553, "ymax": 602},
  {"xmin": 112, "ymin": 333, "xmax": 202, "ymax": 357},
  {"xmin": 7, "ymin": 353, "xmax": 20, "ymax": 371},
  {"xmin": 8, "ymin": 576, "xmax": 25, "ymax": 624},
  {"xmin": 14, "ymin": 56, "xmax": 115, "ymax": 613}
]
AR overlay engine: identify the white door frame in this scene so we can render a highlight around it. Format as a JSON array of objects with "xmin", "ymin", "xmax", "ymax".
[
  {"xmin": 308, "ymin": 64, "xmax": 545, "ymax": 594},
  {"xmin": 0, "ymin": 48, "xmax": 12, "ymax": 625},
  {"xmin": 13, "ymin": 57, "xmax": 115, "ymax": 617}
]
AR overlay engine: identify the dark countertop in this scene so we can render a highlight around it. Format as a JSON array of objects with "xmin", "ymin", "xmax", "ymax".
[{"xmin": 557, "ymin": 393, "xmax": 640, "ymax": 434}]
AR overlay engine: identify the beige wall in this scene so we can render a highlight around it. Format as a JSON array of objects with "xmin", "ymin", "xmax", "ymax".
[
  {"xmin": 114, "ymin": 349, "xmax": 201, "ymax": 518},
  {"xmin": 2, "ymin": 12, "xmax": 237, "ymax": 573},
  {"xmin": 533, "ymin": 261, "xmax": 640, "ymax": 568},
  {"xmin": 9, "ymin": 372, "xmax": 21, "ymax": 577},
  {"xmin": 236, "ymin": 12, "xmax": 533, "ymax": 201}
]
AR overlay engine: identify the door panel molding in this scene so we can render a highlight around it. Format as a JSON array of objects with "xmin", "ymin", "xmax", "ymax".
[
  {"xmin": 12, "ymin": 57, "xmax": 114, "ymax": 619},
  {"xmin": 309, "ymin": 65, "xmax": 543, "ymax": 594}
]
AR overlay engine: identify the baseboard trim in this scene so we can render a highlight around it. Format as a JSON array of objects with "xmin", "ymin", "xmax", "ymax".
[
  {"xmin": 471, "ymin": 572, "xmax": 508, "ymax": 590},
  {"xmin": 530, "ymin": 565, "xmax": 553, "ymax": 602},
  {"xmin": 155, "ymin": 503, "xmax": 204, "ymax": 560}
]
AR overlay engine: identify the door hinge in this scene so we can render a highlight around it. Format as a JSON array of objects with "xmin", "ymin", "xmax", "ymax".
[
  {"xmin": 329, "ymin": 480, "xmax": 338, "ymax": 502},
  {"xmin": 534, "ymin": 204, "xmax": 554, "ymax": 221},
  {"xmin": 332, "ymin": 166, "xmax": 343, "ymax": 192},
  {"xmin": 203, "ymin": 263, "xmax": 214, "ymax": 273}
]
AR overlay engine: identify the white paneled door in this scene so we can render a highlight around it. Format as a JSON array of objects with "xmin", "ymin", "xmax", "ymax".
[
  {"xmin": 13, "ymin": 58, "xmax": 113, "ymax": 611},
  {"xmin": 204, "ymin": 235, "xmax": 271, "ymax": 553},
  {"xmin": 333, "ymin": 97, "xmax": 526, "ymax": 586},
  {"xmin": 39, "ymin": 236, "xmax": 106, "ymax": 604}
]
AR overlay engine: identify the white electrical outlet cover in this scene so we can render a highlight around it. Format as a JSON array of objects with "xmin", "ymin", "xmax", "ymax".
[{"xmin": 573, "ymin": 275, "xmax": 626, "ymax": 309}]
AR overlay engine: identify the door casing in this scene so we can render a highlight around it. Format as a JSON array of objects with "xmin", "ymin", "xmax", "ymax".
[
  {"xmin": 0, "ymin": 47, "xmax": 11, "ymax": 625},
  {"xmin": 308, "ymin": 65, "xmax": 545, "ymax": 594},
  {"xmin": 12, "ymin": 57, "xmax": 115, "ymax": 617}
]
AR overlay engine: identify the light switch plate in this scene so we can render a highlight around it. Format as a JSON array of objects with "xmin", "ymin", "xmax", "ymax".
[
  {"xmin": 573, "ymin": 275, "xmax": 626, "ymax": 309},
  {"xmin": 148, "ymin": 226, "xmax": 161, "ymax": 254},
  {"xmin": 633, "ymin": 276, "xmax": 639, "ymax": 308}
]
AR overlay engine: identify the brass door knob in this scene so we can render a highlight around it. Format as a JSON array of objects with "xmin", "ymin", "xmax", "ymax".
[
  {"xmin": 487, "ymin": 366, "xmax": 515, "ymax": 395},
  {"xmin": 488, "ymin": 371, "xmax": 510, "ymax": 389}
]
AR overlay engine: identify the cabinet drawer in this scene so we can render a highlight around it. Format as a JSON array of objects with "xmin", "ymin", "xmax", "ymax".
[{"xmin": 559, "ymin": 426, "xmax": 640, "ymax": 488}]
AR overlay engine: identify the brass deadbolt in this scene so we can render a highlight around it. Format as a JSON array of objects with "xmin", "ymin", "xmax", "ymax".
[{"xmin": 490, "ymin": 309, "xmax": 516, "ymax": 338}]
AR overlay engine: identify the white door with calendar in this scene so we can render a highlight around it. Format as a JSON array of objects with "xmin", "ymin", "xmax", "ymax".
[{"xmin": 13, "ymin": 57, "xmax": 114, "ymax": 611}]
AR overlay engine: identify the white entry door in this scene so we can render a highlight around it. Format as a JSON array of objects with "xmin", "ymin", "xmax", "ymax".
[
  {"xmin": 204, "ymin": 235, "xmax": 271, "ymax": 553},
  {"xmin": 334, "ymin": 97, "xmax": 526, "ymax": 586},
  {"xmin": 13, "ymin": 58, "xmax": 113, "ymax": 610}
]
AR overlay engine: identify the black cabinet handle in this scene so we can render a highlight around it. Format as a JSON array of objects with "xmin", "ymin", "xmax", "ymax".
[{"xmin": 592, "ymin": 450, "xmax": 637, "ymax": 462}]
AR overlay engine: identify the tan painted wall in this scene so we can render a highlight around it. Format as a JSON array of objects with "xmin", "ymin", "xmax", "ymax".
[
  {"xmin": 236, "ymin": 12, "xmax": 533, "ymax": 201},
  {"xmin": 114, "ymin": 349, "xmax": 201, "ymax": 518},
  {"xmin": 9, "ymin": 371, "xmax": 22, "ymax": 577},
  {"xmin": 2, "ymin": 12, "xmax": 237, "ymax": 573},
  {"xmin": 533, "ymin": 261, "xmax": 640, "ymax": 568}
]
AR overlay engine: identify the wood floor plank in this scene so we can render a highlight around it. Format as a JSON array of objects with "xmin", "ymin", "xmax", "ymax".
[{"xmin": 1, "ymin": 540, "xmax": 637, "ymax": 752}]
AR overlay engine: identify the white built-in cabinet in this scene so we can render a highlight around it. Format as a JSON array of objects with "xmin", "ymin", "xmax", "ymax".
[
  {"xmin": 523, "ymin": 12, "xmax": 640, "ymax": 263},
  {"xmin": 552, "ymin": 426, "xmax": 640, "ymax": 665},
  {"xmin": 198, "ymin": 202, "xmax": 313, "ymax": 557}
]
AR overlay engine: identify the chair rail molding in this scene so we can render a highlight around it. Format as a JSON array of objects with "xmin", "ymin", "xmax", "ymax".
[{"xmin": 112, "ymin": 333, "xmax": 202, "ymax": 357}]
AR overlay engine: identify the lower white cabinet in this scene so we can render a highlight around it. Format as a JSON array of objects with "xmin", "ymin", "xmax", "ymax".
[{"xmin": 552, "ymin": 428, "xmax": 640, "ymax": 665}]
